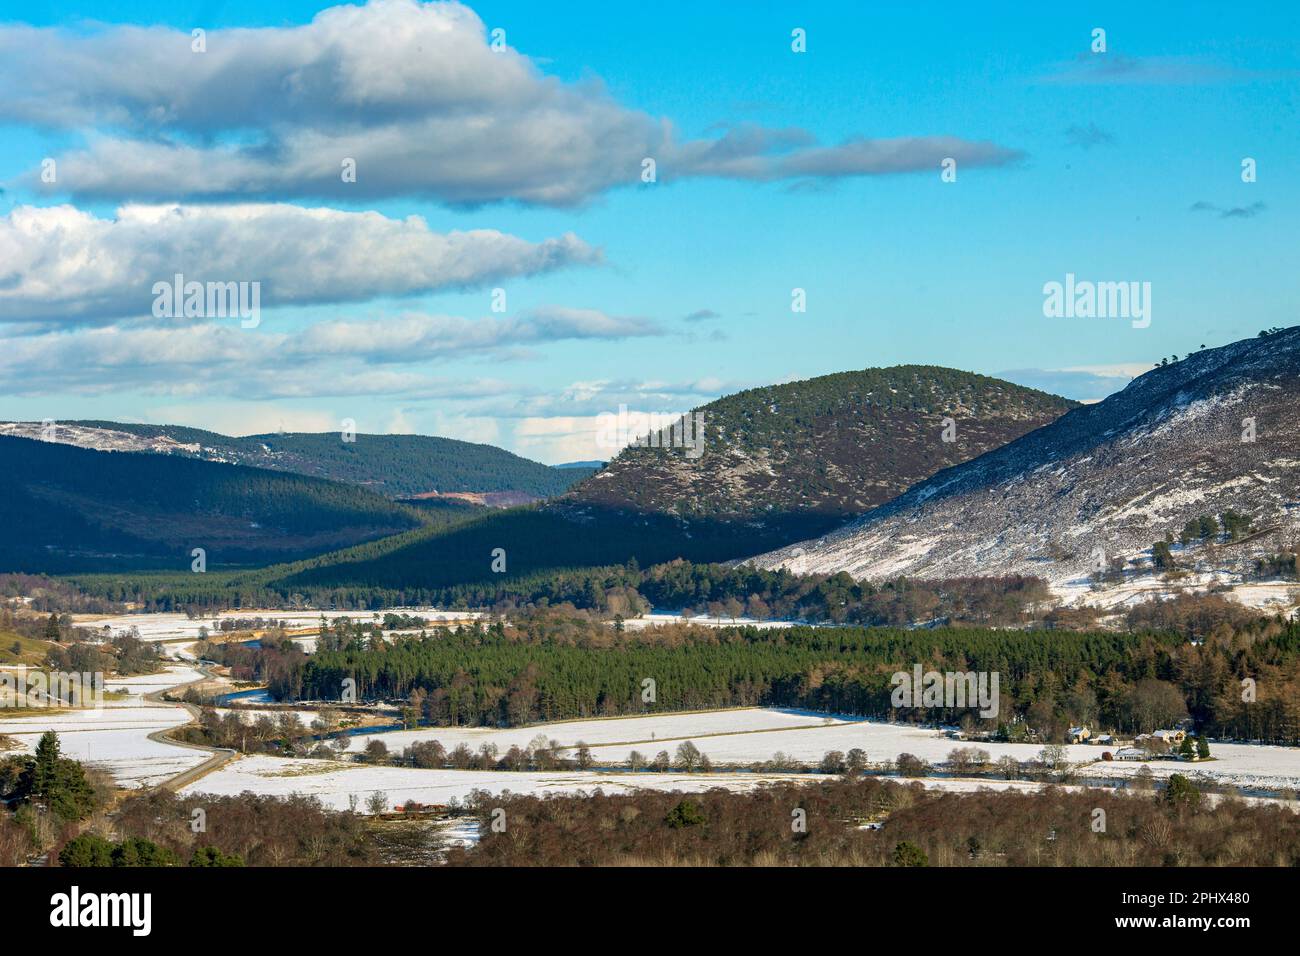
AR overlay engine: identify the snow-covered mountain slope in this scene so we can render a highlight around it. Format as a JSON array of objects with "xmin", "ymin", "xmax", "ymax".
[
  {"xmin": 748, "ymin": 328, "xmax": 1300, "ymax": 591},
  {"xmin": 0, "ymin": 420, "xmax": 201, "ymax": 456}
]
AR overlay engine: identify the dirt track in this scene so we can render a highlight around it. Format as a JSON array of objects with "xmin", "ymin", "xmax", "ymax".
[{"xmin": 143, "ymin": 663, "xmax": 237, "ymax": 792}]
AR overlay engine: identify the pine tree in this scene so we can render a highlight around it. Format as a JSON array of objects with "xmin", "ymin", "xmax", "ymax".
[
  {"xmin": 1164, "ymin": 773, "xmax": 1202, "ymax": 809},
  {"xmin": 58, "ymin": 833, "xmax": 115, "ymax": 867},
  {"xmin": 23, "ymin": 731, "xmax": 96, "ymax": 821},
  {"xmin": 113, "ymin": 837, "xmax": 180, "ymax": 867},
  {"xmin": 893, "ymin": 841, "xmax": 929, "ymax": 866},
  {"xmin": 31, "ymin": 731, "xmax": 61, "ymax": 800},
  {"xmin": 190, "ymin": 846, "xmax": 245, "ymax": 867},
  {"xmin": 665, "ymin": 798, "xmax": 705, "ymax": 828}
]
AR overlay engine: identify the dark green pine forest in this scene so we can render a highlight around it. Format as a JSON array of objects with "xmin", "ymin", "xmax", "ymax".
[
  {"xmin": 219, "ymin": 613, "xmax": 1300, "ymax": 746},
  {"xmin": 0, "ymin": 435, "xmax": 423, "ymax": 572},
  {"xmin": 67, "ymin": 421, "xmax": 595, "ymax": 498}
]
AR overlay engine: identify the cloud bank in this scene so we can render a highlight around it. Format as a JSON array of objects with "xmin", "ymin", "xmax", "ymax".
[
  {"xmin": 0, "ymin": 203, "xmax": 599, "ymax": 328},
  {"xmin": 4, "ymin": 0, "xmax": 1022, "ymax": 205}
]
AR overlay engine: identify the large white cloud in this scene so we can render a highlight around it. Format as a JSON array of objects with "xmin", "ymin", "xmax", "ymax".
[
  {"xmin": 3, "ymin": 0, "xmax": 1022, "ymax": 205},
  {"xmin": 0, "ymin": 203, "xmax": 599, "ymax": 328},
  {"xmin": 0, "ymin": 0, "xmax": 541, "ymax": 130},
  {"xmin": 0, "ymin": 308, "xmax": 663, "ymax": 397},
  {"xmin": 285, "ymin": 309, "xmax": 661, "ymax": 361}
]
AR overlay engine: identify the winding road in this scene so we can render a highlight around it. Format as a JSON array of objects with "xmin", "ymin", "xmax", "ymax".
[{"xmin": 142, "ymin": 662, "xmax": 238, "ymax": 792}]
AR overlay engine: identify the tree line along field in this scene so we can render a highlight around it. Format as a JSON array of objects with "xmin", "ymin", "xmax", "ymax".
[
  {"xmin": 10, "ymin": 741, "xmax": 1297, "ymax": 868},
  {"xmin": 202, "ymin": 609, "xmax": 1300, "ymax": 746},
  {"xmin": 448, "ymin": 775, "xmax": 1300, "ymax": 867},
  {"xmin": 60, "ymin": 547, "xmax": 1274, "ymax": 647},
  {"xmin": 63, "ymin": 554, "xmax": 1063, "ymax": 626}
]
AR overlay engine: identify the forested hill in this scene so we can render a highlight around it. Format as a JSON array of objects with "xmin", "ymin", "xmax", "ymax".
[
  {"xmin": 5, "ymin": 420, "xmax": 593, "ymax": 499},
  {"xmin": 0, "ymin": 435, "xmax": 422, "ymax": 573},
  {"xmin": 560, "ymin": 365, "xmax": 1076, "ymax": 523},
  {"xmin": 750, "ymin": 328, "xmax": 1300, "ymax": 586},
  {"xmin": 190, "ymin": 367, "xmax": 1078, "ymax": 595},
  {"xmin": 28, "ymin": 367, "xmax": 1071, "ymax": 588}
]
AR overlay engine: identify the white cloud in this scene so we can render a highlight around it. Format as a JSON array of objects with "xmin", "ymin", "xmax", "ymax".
[
  {"xmin": 0, "ymin": 203, "xmax": 599, "ymax": 328},
  {"xmin": 505, "ymin": 377, "xmax": 732, "ymax": 419},
  {"xmin": 1058, "ymin": 362, "xmax": 1153, "ymax": 379},
  {"xmin": 424, "ymin": 410, "xmax": 502, "ymax": 448},
  {"xmin": 146, "ymin": 403, "xmax": 340, "ymax": 437},
  {"xmin": 997, "ymin": 366, "xmax": 1139, "ymax": 402},
  {"xmin": 0, "ymin": 310, "xmax": 662, "ymax": 398},
  {"xmin": 4, "ymin": 1, "xmax": 1022, "ymax": 205},
  {"xmin": 511, "ymin": 415, "xmax": 611, "ymax": 465},
  {"xmin": 511, "ymin": 406, "xmax": 695, "ymax": 464},
  {"xmin": 290, "ymin": 309, "xmax": 659, "ymax": 362},
  {"xmin": 383, "ymin": 408, "xmax": 416, "ymax": 434}
]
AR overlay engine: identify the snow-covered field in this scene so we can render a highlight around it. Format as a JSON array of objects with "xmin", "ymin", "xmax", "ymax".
[
  {"xmin": 345, "ymin": 708, "xmax": 1102, "ymax": 767},
  {"xmin": 550, "ymin": 714, "xmax": 1100, "ymax": 766},
  {"xmin": 346, "ymin": 707, "xmax": 1300, "ymax": 794},
  {"xmin": 180, "ymin": 754, "xmax": 1300, "ymax": 818},
  {"xmin": 1226, "ymin": 581, "xmax": 1300, "ymax": 612},
  {"xmin": 103, "ymin": 666, "xmax": 204, "ymax": 695},
  {"xmin": 181, "ymin": 753, "xmax": 806, "ymax": 811},
  {"xmin": 1074, "ymin": 742, "xmax": 1300, "ymax": 793},
  {"xmin": 344, "ymin": 708, "xmax": 847, "ymax": 755},
  {"xmin": 0, "ymin": 663, "xmax": 211, "ymax": 787},
  {"xmin": 77, "ymin": 608, "xmax": 482, "ymax": 645},
  {"xmin": 572, "ymin": 721, "xmax": 1300, "ymax": 793}
]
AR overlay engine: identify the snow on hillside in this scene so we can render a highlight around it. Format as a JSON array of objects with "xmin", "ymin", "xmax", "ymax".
[
  {"xmin": 749, "ymin": 328, "xmax": 1300, "ymax": 603},
  {"xmin": 0, "ymin": 421, "xmax": 200, "ymax": 455}
]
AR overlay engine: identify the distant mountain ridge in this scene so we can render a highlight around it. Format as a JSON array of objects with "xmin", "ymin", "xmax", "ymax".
[
  {"xmin": 0, "ymin": 435, "xmax": 422, "ymax": 572},
  {"xmin": 748, "ymin": 329, "xmax": 1300, "ymax": 590},
  {"xmin": 268, "ymin": 365, "xmax": 1078, "ymax": 592},
  {"xmin": 0, "ymin": 421, "xmax": 593, "ymax": 499}
]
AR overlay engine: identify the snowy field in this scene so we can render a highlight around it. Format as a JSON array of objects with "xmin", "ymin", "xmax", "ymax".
[
  {"xmin": 104, "ymin": 665, "xmax": 204, "ymax": 695},
  {"xmin": 1074, "ymin": 742, "xmax": 1300, "ymax": 793},
  {"xmin": 622, "ymin": 611, "xmax": 806, "ymax": 630},
  {"xmin": 345, "ymin": 708, "xmax": 849, "ymax": 756},
  {"xmin": 543, "ymin": 714, "xmax": 1100, "ymax": 767},
  {"xmin": 0, "ymin": 663, "xmax": 211, "ymax": 787},
  {"xmin": 181, "ymin": 753, "xmax": 808, "ymax": 811},
  {"xmin": 212, "ymin": 707, "xmax": 322, "ymax": 727},
  {"xmin": 570, "ymin": 721, "xmax": 1300, "ymax": 792},
  {"xmin": 346, "ymin": 707, "xmax": 1300, "ymax": 794},
  {"xmin": 181, "ymin": 753, "xmax": 1300, "ymax": 818},
  {"xmin": 346, "ymin": 708, "xmax": 1100, "ymax": 767},
  {"xmin": 77, "ymin": 608, "xmax": 482, "ymax": 645}
]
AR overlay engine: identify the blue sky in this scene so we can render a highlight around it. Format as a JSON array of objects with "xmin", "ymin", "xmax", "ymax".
[{"xmin": 0, "ymin": 1, "xmax": 1295, "ymax": 462}]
